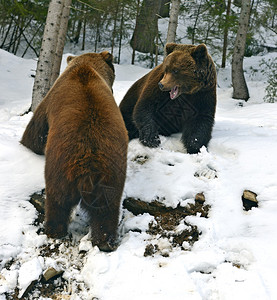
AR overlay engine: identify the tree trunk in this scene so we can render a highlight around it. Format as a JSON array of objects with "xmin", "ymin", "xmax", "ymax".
[
  {"xmin": 130, "ymin": 0, "xmax": 161, "ymax": 54},
  {"xmin": 191, "ymin": 0, "xmax": 202, "ymax": 44},
  {"xmin": 31, "ymin": 0, "xmax": 65, "ymax": 112},
  {"xmin": 131, "ymin": 0, "xmax": 140, "ymax": 64},
  {"xmin": 159, "ymin": 0, "xmax": 170, "ymax": 18},
  {"xmin": 118, "ymin": 2, "xmax": 124, "ymax": 64},
  {"xmin": 0, "ymin": 17, "xmax": 13, "ymax": 49},
  {"xmin": 221, "ymin": 0, "xmax": 231, "ymax": 68},
  {"xmin": 11, "ymin": 17, "xmax": 20, "ymax": 54},
  {"xmin": 232, "ymin": 0, "xmax": 251, "ymax": 101},
  {"xmin": 82, "ymin": 14, "xmax": 86, "ymax": 51},
  {"xmin": 94, "ymin": 18, "xmax": 99, "ymax": 52},
  {"xmin": 50, "ymin": 0, "xmax": 72, "ymax": 87},
  {"xmin": 7, "ymin": 21, "xmax": 18, "ymax": 52},
  {"xmin": 155, "ymin": 33, "xmax": 158, "ymax": 66},
  {"xmin": 166, "ymin": 0, "xmax": 180, "ymax": 44},
  {"xmin": 111, "ymin": 0, "xmax": 120, "ymax": 55}
]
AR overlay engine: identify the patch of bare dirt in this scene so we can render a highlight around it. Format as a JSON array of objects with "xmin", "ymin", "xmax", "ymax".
[{"xmin": 122, "ymin": 194, "xmax": 210, "ymax": 256}]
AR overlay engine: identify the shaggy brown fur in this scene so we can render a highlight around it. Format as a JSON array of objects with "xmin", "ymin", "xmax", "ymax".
[
  {"xmin": 21, "ymin": 52, "xmax": 128, "ymax": 251},
  {"xmin": 119, "ymin": 43, "xmax": 217, "ymax": 154}
]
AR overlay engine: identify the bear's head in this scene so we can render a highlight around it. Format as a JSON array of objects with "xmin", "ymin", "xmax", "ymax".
[
  {"xmin": 66, "ymin": 51, "xmax": 115, "ymax": 88},
  {"xmin": 158, "ymin": 43, "xmax": 216, "ymax": 99}
]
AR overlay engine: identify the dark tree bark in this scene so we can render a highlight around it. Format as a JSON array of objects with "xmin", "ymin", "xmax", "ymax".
[
  {"xmin": 131, "ymin": 0, "xmax": 140, "ymax": 64},
  {"xmin": 159, "ymin": 0, "xmax": 170, "ymax": 18},
  {"xmin": 130, "ymin": 0, "xmax": 161, "ymax": 53},
  {"xmin": 118, "ymin": 2, "xmax": 125, "ymax": 64},
  {"xmin": 82, "ymin": 14, "xmax": 86, "ymax": 51},
  {"xmin": 111, "ymin": 0, "xmax": 120, "ymax": 55},
  {"xmin": 191, "ymin": 0, "xmax": 202, "ymax": 44},
  {"xmin": 221, "ymin": 0, "xmax": 231, "ymax": 68},
  {"xmin": 0, "ymin": 18, "xmax": 13, "ymax": 49}
]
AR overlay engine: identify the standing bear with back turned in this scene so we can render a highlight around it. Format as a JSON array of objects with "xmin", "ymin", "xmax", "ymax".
[
  {"xmin": 119, "ymin": 43, "xmax": 217, "ymax": 154},
  {"xmin": 21, "ymin": 52, "xmax": 128, "ymax": 251}
]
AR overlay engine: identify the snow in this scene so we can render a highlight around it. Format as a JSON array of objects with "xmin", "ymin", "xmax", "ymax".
[
  {"xmin": 17, "ymin": 257, "xmax": 44, "ymax": 298},
  {"xmin": 0, "ymin": 48, "xmax": 277, "ymax": 299}
]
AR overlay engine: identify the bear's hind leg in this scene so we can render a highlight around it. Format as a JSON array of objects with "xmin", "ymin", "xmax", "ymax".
[
  {"xmin": 90, "ymin": 208, "xmax": 120, "ymax": 252},
  {"xmin": 21, "ymin": 101, "xmax": 49, "ymax": 155},
  {"xmin": 45, "ymin": 189, "xmax": 79, "ymax": 238},
  {"xmin": 80, "ymin": 185, "xmax": 121, "ymax": 252}
]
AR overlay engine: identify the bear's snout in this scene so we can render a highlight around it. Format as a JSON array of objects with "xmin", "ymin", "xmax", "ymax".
[
  {"xmin": 158, "ymin": 82, "xmax": 164, "ymax": 90},
  {"xmin": 159, "ymin": 73, "xmax": 175, "ymax": 91}
]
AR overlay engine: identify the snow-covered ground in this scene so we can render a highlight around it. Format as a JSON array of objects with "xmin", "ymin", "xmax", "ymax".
[{"xmin": 1, "ymin": 48, "xmax": 277, "ymax": 299}]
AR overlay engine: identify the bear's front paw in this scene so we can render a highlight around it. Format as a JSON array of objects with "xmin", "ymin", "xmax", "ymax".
[
  {"xmin": 140, "ymin": 135, "xmax": 161, "ymax": 148},
  {"xmin": 139, "ymin": 125, "xmax": 160, "ymax": 148}
]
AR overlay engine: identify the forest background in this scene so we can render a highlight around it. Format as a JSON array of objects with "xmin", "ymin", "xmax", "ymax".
[
  {"xmin": 1, "ymin": 0, "xmax": 277, "ymax": 109},
  {"xmin": 1, "ymin": 0, "xmax": 276, "ymax": 64}
]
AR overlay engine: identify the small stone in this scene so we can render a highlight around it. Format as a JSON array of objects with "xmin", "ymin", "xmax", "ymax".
[
  {"xmin": 243, "ymin": 190, "xmax": 258, "ymax": 203},
  {"xmin": 42, "ymin": 267, "xmax": 63, "ymax": 282},
  {"xmin": 144, "ymin": 244, "xmax": 156, "ymax": 257},
  {"xmin": 242, "ymin": 190, "xmax": 258, "ymax": 211},
  {"xmin": 195, "ymin": 192, "xmax": 205, "ymax": 203},
  {"xmin": 29, "ymin": 190, "xmax": 45, "ymax": 214}
]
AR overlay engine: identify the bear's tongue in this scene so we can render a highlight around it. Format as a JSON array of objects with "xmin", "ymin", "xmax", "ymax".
[{"xmin": 170, "ymin": 86, "xmax": 179, "ymax": 100}]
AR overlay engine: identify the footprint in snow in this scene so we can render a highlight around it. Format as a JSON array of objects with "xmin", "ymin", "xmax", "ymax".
[{"xmin": 194, "ymin": 165, "xmax": 218, "ymax": 180}]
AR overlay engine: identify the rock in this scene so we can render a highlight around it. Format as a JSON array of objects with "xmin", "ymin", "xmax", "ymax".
[
  {"xmin": 243, "ymin": 190, "xmax": 258, "ymax": 203},
  {"xmin": 195, "ymin": 192, "xmax": 205, "ymax": 203},
  {"xmin": 29, "ymin": 189, "xmax": 45, "ymax": 214},
  {"xmin": 242, "ymin": 190, "xmax": 258, "ymax": 211},
  {"xmin": 144, "ymin": 244, "xmax": 157, "ymax": 257},
  {"xmin": 42, "ymin": 267, "xmax": 63, "ymax": 282}
]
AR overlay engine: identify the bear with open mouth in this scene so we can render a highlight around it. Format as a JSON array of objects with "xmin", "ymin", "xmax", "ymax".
[{"xmin": 119, "ymin": 43, "xmax": 217, "ymax": 154}]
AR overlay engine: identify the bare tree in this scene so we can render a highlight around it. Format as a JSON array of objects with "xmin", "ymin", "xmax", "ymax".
[
  {"xmin": 31, "ymin": 0, "xmax": 72, "ymax": 111},
  {"xmin": 50, "ymin": 0, "xmax": 72, "ymax": 87},
  {"xmin": 221, "ymin": 0, "xmax": 231, "ymax": 68},
  {"xmin": 232, "ymin": 0, "xmax": 251, "ymax": 101},
  {"xmin": 131, "ymin": 0, "xmax": 141, "ymax": 65},
  {"xmin": 166, "ymin": 0, "xmax": 180, "ymax": 44}
]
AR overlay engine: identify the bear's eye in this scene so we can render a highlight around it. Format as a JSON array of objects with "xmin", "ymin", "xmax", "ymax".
[{"xmin": 172, "ymin": 69, "xmax": 179, "ymax": 74}]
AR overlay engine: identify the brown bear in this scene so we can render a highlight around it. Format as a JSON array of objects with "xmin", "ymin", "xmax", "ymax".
[
  {"xmin": 119, "ymin": 43, "xmax": 217, "ymax": 154},
  {"xmin": 21, "ymin": 52, "xmax": 128, "ymax": 251}
]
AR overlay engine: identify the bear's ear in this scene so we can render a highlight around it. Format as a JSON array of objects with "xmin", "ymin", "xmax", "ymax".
[
  {"xmin": 66, "ymin": 55, "xmax": 75, "ymax": 64},
  {"xmin": 191, "ymin": 44, "xmax": 208, "ymax": 62},
  {"xmin": 165, "ymin": 43, "xmax": 178, "ymax": 56},
  {"xmin": 101, "ymin": 51, "xmax": 113, "ymax": 63}
]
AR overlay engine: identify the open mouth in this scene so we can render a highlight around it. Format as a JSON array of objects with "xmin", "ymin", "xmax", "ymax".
[{"xmin": 170, "ymin": 85, "xmax": 180, "ymax": 100}]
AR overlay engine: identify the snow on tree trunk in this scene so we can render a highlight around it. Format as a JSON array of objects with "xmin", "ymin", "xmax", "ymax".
[
  {"xmin": 31, "ymin": 0, "xmax": 65, "ymax": 112},
  {"xmin": 231, "ymin": 0, "xmax": 251, "ymax": 101},
  {"xmin": 166, "ymin": 0, "xmax": 180, "ymax": 44},
  {"xmin": 50, "ymin": 0, "xmax": 72, "ymax": 87}
]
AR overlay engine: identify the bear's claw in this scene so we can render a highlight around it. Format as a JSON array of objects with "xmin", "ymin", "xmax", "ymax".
[{"xmin": 140, "ymin": 135, "xmax": 161, "ymax": 148}]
